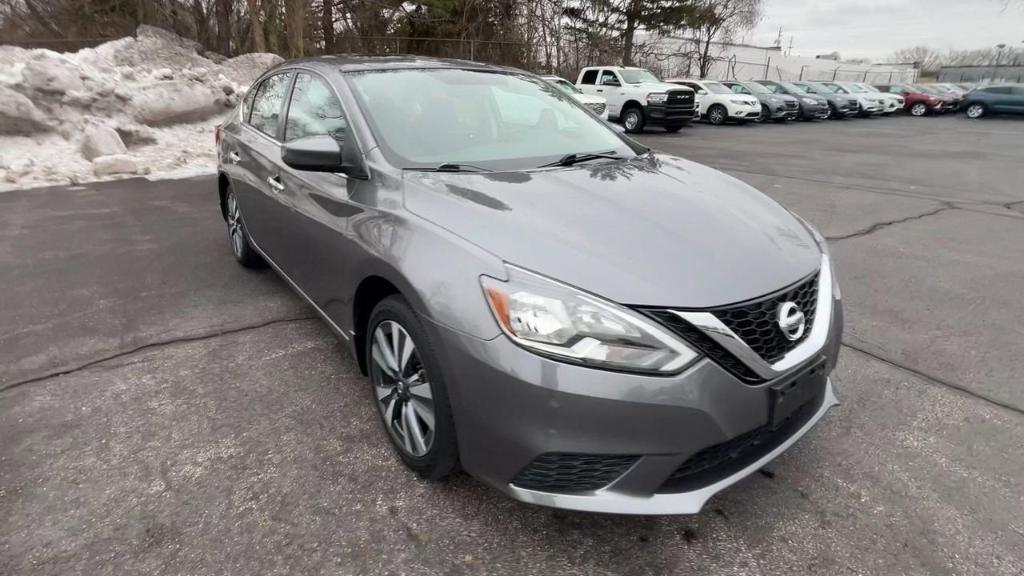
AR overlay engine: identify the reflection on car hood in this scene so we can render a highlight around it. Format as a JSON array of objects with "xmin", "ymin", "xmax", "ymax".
[
  {"xmin": 403, "ymin": 154, "xmax": 820, "ymax": 307},
  {"xmin": 572, "ymin": 93, "xmax": 607, "ymax": 105}
]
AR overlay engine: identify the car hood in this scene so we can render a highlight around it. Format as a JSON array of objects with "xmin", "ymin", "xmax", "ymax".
[
  {"xmin": 402, "ymin": 154, "xmax": 821, "ymax": 307},
  {"xmin": 635, "ymin": 82, "xmax": 694, "ymax": 94}
]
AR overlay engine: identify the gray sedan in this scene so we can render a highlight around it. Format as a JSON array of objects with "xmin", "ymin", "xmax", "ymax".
[{"xmin": 216, "ymin": 56, "xmax": 843, "ymax": 515}]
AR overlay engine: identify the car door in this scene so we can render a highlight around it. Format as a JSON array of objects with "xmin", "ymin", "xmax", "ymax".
[
  {"xmin": 1011, "ymin": 86, "xmax": 1024, "ymax": 113},
  {"xmin": 274, "ymin": 70, "xmax": 366, "ymax": 315},
  {"xmin": 576, "ymin": 69, "xmax": 600, "ymax": 96},
  {"xmin": 232, "ymin": 70, "xmax": 294, "ymax": 263},
  {"xmin": 596, "ymin": 69, "xmax": 626, "ymax": 118}
]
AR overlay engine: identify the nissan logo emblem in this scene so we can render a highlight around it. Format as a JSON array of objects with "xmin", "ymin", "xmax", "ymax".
[{"xmin": 777, "ymin": 302, "xmax": 806, "ymax": 341}]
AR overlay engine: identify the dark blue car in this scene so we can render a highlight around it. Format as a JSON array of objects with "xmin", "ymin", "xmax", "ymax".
[{"xmin": 961, "ymin": 84, "xmax": 1024, "ymax": 118}]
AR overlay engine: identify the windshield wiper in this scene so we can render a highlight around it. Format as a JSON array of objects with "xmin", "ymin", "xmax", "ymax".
[
  {"xmin": 538, "ymin": 152, "xmax": 623, "ymax": 168},
  {"xmin": 431, "ymin": 163, "xmax": 493, "ymax": 173}
]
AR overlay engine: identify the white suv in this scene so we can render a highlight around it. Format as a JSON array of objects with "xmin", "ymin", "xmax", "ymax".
[
  {"xmin": 852, "ymin": 82, "xmax": 904, "ymax": 114},
  {"xmin": 665, "ymin": 78, "xmax": 761, "ymax": 125},
  {"xmin": 541, "ymin": 75, "xmax": 609, "ymax": 120},
  {"xmin": 820, "ymin": 82, "xmax": 888, "ymax": 116},
  {"xmin": 576, "ymin": 66, "xmax": 698, "ymax": 133}
]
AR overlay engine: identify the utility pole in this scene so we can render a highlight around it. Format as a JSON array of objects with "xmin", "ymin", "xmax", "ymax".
[
  {"xmin": 774, "ymin": 28, "xmax": 783, "ymax": 48},
  {"xmin": 787, "ymin": 36, "xmax": 794, "ymax": 56}
]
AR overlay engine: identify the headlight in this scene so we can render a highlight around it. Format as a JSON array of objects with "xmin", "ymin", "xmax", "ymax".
[
  {"xmin": 481, "ymin": 267, "xmax": 700, "ymax": 373},
  {"xmin": 729, "ymin": 98, "xmax": 747, "ymax": 105},
  {"xmin": 647, "ymin": 92, "xmax": 668, "ymax": 104},
  {"xmin": 801, "ymin": 97, "xmax": 817, "ymax": 105},
  {"xmin": 768, "ymin": 97, "xmax": 779, "ymax": 103}
]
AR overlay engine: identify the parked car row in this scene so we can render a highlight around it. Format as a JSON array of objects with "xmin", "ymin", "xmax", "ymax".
[{"xmin": 544, "ymin": 66, "xmax": 1024, "ymax": 132}]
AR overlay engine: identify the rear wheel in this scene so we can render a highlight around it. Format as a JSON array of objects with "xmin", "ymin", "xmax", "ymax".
[
  {"xmin": 621, "ymin": 106, "xmax": 645, "ymax": 133},
  {"xmin": 965, "ymin": 103, "xmax": 985, "ymax": 119},
  {"xmin": 224, "ymin": 184, "xmax": 265, "ymax": 268},
  {"xmin": 707, "ymin": 104, "xmax": 727, "ymax": 125},
  {"xmin": 367, "ymin": 295, "xmax": 459, "ymax": 479},
  {"xmin": 910, "ymin": 102, "xmax": 928, "ymax": 117}
]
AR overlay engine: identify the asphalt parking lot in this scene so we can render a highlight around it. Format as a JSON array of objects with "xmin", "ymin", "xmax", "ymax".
[{"xmin": 2, "ymin": 113, "xmax": 1023, "ymax": 576}]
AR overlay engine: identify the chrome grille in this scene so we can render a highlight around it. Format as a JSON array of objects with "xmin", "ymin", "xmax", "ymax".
[{"xmin": 584, "ymin": 102, "xmax": 607, "ymax": 115}]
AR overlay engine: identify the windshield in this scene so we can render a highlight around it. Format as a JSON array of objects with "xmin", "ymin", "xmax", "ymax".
[
  {"xmin": 847, "ymin": 84, "xmax": 871, "ymax": 93},
  {"xmin": 551, "ymin": 78, "xmax": 582, "ymax": 95},
  {"xmin": 779, "ymin": 82, "xmax": 807, "ymax": 94},
  {"xmin": 703, "ymin": 81, "xmax": 733, "ymax": 95},
  {"xmin": 743, "ymin": 82, "xmax": 772, "ymax": 94},
  {"xmin": 821, "ymin": 83, "xmax": 846, "ymax": 93},
  {"xmin": 796, "ymin": 83, "xmax": 825, "ymax": 95},
  {"xmin": 914, "ymin": 84, "xmax": 940, "ymax": 95},
  {"xmin": 619, "ymin": 69, "xmax": 660, "ymax": 84},
  {"xmin": 348, "ymin": 69, "xmax": 634, "ymax": 170},
  {"xmin": 858, "ymin": 84, "xmax": 880, "ymax": 93}
]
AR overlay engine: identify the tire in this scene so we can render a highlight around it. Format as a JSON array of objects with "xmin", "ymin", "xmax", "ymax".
[
  {"xmin": 707, "ymin": 104, "xmax": 727, "ymax": 125},
  {"xmin": 910, "ymin": 102, "xmax": 928, "ymax": 117},
  {"xmin": 621, "ymin": 106, "xmax": 645, "ymax": 133},
  {"xmin": 759, "ymin": 104, "xmax": 770, "ymax": 122},
  {"xmin": 366, "ymin": 295, "xmax": 459, "ymax": 479},
  {"xmin": 826, "ymin": 104, "xmax": 837, "ymax": 119},
  {"xmin": 663, "ymin": 124, "xmax": 684, "ymax": 133},
  {"xmin": 965, "ymin": 103, "xmax": 985, "ymax": 119},
  {"xmin": 224, "ymin": 184, "xmax": 265, "ymax": 268}
]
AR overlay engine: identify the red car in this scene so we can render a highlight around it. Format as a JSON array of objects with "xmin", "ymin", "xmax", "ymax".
[{"xmin": 874, "ymin": 84, "xmax": 947, "ymax": 116}]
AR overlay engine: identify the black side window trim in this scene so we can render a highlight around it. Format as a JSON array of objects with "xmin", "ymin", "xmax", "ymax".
[
  {"xmin": 245, "ymin": 70, "xmax": 295, "ymax": 142},
  {"xmin": 283, "ymin": 69, "xmax": 351, "ymax": 143}
]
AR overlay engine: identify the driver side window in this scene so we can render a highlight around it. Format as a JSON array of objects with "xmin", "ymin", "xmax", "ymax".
[
  {"xmin": 599, "ymin": 70, "xmax": 620, "ymax": 86},
  {"xmin": 284, "ymin": 72, "xmax": 348, "ymax": 143}
]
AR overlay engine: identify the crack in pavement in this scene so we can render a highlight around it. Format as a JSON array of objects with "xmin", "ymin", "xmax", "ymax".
[
  {"xmin": 826, "ymin": 205, "xmax": 957, "ymax": 242},
  {"xmin": 841, "ymin": 340, "xmax": 1024, "ymax": 417},
  {"xmin": 0, "ymin": 316, "xmax": 319, "ymax": 394}
]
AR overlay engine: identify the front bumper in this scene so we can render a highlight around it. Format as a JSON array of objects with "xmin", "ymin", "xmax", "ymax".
[
  {"xmin": 728, "ymin": 104, "xmax": 761, "ymax": 119},
  {"xmin": 644, "ymin": 102, "xmax": 697, "ymax": 125},
  {"xmin": 799, "ymin": 102, "xmax": 830, "ymax": 119},
  {"xmin": 425, "ymin": 280, "xmax": 844, "ymax": 515}
]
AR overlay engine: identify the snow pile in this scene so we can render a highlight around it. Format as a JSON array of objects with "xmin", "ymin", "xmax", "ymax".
[{"xmin": 0, "ymin": 25, "xmax": 283, "ymax": 190}]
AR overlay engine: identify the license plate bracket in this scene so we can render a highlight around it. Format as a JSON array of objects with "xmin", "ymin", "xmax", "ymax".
[{"xmin": 769, "ymin": 361, "xmax": 827, "ymax": 429}]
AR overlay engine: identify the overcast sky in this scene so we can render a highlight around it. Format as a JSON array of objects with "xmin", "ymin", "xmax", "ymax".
[{"xmin": 740, "ymin": 0, "xmax": 1024, "ymax": 60}]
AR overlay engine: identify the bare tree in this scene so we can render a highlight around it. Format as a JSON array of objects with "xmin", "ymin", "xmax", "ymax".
[{"xmin": 690, "ymin": 0, "xmax": 762, "ymax": 78}]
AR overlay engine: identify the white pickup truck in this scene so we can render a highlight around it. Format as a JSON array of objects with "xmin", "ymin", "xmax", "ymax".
[{"xmin": 575, "ymin": 66, "xmax": 699, "ymax": 133}]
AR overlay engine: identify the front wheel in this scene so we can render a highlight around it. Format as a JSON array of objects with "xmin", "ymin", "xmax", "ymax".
[
  {"xmin": 707, "ymin": 104, "xmax": 727, "ymax": 125},
  {"xmin": 367, "ymin": 295, "xmax": 459, "ymax": 479},
  {"xmin": 621, "ymin": 107, "xmax": 645, "ymax": 133},
  {"xmin": 224, "ymin": 185, "xmax": 265, "ymax": 268},
  {"xmin": 910, "ymin": 102, "xmax": 928, "ymax": 117},
  {"xmin": 965, "ymin": 103, "xmax": 985, "ymax": 119},
  {"xmin": 759, "ymin": 104, "xmax": 770, "ymax": 122}
]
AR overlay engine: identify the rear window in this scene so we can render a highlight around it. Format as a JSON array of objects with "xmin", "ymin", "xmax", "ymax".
[{"xmin": 982, "ymin": 86, "xmax": 1012, "ymax": 94}]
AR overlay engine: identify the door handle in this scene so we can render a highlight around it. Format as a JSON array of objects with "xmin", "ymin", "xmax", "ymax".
[
  {"xmin": 228, "ymin": 151, "xmax": 241, "ymax": 164},
  {"xmin": 596, "ymin": 89, "xmax": 603, "ymax": 93},
  {"xmin": 267, "ymin": 176, "xmax": 285, "ymax": 194}
]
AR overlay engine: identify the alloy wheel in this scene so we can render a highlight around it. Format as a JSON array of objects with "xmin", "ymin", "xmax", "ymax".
[
  {"xmin": 910, "ymin": 103, "xmax": 927, "ymax": 117},
  {"xmin": 370, "ymin": 320, "xmax": 435, "ymax": 457},
  {"xmin": 709, "ymin": 107, "xmax": 726, "ymax": 125},
  {"xmin": 623, "ymin": 110, "xmax": 639, "ymax": 131},
  {"xmin": 226, "ymin": 191, "xmax": 244, "ymax": 258},
  {"xmin": 966, "ymin": 104, "xmax": 985, "ymax": 119}
]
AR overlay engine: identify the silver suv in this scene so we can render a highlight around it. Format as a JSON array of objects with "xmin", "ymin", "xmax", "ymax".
[{"xmin": 217, "ymin": 56, "xmax": 843, "ymax": 515}]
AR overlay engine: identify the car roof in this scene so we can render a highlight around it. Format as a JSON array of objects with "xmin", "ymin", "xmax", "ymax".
[{"xmin": 267, "ymin": 54, "xmax": 522, "ymax": 74}]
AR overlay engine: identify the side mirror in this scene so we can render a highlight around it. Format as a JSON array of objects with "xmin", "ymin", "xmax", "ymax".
[
  {"xmin": 698, "ymin": 89, "xmax": 708, "ymax": 95},
  {"xmin": 602, "ymin": 78, "xmax": 620, "ymax": 87},
  {"xmin": 281, "ymin": 134, "xmax": 367, "ymax": 179}
]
